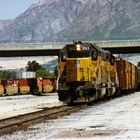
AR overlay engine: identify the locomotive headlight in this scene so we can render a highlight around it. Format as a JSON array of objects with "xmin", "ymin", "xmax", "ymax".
[{"xmin": 76, "ymin": 44, "xmax": 81, "ymax": 51}]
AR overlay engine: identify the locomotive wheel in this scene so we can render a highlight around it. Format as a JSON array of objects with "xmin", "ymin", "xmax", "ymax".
[
  {"xmin": 105, "ymin": 88, "xmax": 109, "ymax": 99},
  {"xmin": 67, "ymin": 96, "xmax": 74, "ymax": 106}
]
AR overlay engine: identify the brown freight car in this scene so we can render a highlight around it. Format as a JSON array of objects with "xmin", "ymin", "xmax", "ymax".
[
  {"xmin": 132, "ymin": 64, "xmax": 138, "ymax": 91},
  {"xmin": 137, "ymin": 67, "xmax": 140, "ymax": 90},
  {"xmin": 116, "ymin": 59, "xmax": 138, "ymax": 93}
]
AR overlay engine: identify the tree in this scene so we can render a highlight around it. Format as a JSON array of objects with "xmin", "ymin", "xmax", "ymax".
[
  {"xmin": 138, "ymin": 61, "xmax": 140, "ymax": 67},
  {"xmin": 36, "ymin": 69, "xmax": 54, "ymax": 77},
  {"xmin": 0, "ymin": 70, "xmax": 16, "ymax": 79},
  {"xmin": 26, "ymin": 60, "xmax": 55, "ymax": 77},
  {"xmin": 54, "ymin": 66, "xmax": 58, "ymax": 77},
  {"xmin": 26, "ymin": 60, "xmax": 42, "ymax": 71}
]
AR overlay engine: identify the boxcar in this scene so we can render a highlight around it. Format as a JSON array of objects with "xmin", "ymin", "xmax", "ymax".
[
  {"xmin": 137, "ymin": 67, "xmax": 140, "ymax": 90},
  {"xmin": 116, "ymin": 59, "xmax": 138, "ymax": 93}
]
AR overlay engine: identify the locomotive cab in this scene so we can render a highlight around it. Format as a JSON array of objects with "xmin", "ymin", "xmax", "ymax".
[{"xmin": 59, "ymin": 42, "xmax": 96, "ymax": 82}]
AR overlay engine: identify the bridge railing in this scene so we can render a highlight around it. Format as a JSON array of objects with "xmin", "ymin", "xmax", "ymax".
[{"xmin": 0, "ymin": 39, "xmax": 140, "ymax": 50}]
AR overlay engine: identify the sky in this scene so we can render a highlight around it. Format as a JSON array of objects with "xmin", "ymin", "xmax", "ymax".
[{"xmin": 0, "ymin": 0, "xmax": 38, "ymax": 20}]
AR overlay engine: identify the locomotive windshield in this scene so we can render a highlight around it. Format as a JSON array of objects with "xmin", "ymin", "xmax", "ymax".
[{"xmin": 67, "ymin": 44, "xmax": 90, "ymax": 58}]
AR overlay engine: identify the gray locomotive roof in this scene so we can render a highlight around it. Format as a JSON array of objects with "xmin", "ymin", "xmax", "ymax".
[{"xmin": 61, "ymin": 42, "xmax": 104, "ymax": 52}]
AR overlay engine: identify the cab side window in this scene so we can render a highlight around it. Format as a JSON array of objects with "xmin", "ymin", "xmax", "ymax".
[
  {"xmin": 92, "ymin": 50, "xmax": 98, "ymax": 61},
  {"xmin": 110, "ymin": 54, "xmax": 115, "ymax": 66},
  {"xmin": 61, "ymin": 52, "xmax": 67, "ymax": 62},
  {"xmin": 101, "ymin": 52, "xmax": 106, "ymax": 61},
  {"xmin": 106, "ymin": 53, "xmax": 110, "ymax": 60}
]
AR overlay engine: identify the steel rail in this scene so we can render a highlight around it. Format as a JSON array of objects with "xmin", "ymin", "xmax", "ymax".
[{"xmin": 0, "ymin": 104, "xmax": 86, "ymax": 135}]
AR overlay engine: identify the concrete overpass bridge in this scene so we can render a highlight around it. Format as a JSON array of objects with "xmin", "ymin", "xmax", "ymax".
[{"xmin": 0, "ymin": 40, "xmax": 140, "ymax": 57}]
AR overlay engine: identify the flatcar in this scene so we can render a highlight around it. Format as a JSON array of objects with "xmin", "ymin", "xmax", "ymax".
[{"xmin": 57, "ymin": 41, "xmax": 139, "ymax": 104}]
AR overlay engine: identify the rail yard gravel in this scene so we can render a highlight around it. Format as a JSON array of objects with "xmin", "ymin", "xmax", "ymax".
[
  {"xmin": 1, "ymin": 92, "xmax": 140, "ymax": 139},
  {"xmin": 0, "ymin": 93, "xmax": 63, "ymax": 120}
]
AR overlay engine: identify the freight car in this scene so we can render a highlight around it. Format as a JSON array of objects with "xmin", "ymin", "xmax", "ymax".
[
  {"xmin": 0, "ymin": 79, "xmax": 30, "ymax": 96},
  {"xmin": 28, "ymin": 77, "xmax": 56, "ymax": 95},
  {"xmin": 0, "ymin": 77, "xmax": 56, "ymax": 96},
  {"xmin": 137, "ymin": 66, "xmax": 140, "ymax": 90},
  {"xmin": 57, "ymin": 41, "xmax": 139, "ymax": 104},
  {"xmin": 116, "ymin": 59, "xmax": 138, "ymax": 93}
]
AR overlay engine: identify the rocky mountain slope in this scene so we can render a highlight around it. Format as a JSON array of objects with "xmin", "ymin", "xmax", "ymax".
[
  {"xmin": 0, "ymin": 20, "xmax": 13, "ymax": 31},
  {"xmin": 0, "ymin": 0, "xmax": 140, "ymax": 43},
  {"xmin": 0, "ymin": 20, "xmax": 13, "ymax": 42}
]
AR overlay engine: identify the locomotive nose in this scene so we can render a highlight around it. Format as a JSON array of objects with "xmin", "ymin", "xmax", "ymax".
[{"xmin": 66, "ymin": 58, "xmax": 90, "ymax": 82}]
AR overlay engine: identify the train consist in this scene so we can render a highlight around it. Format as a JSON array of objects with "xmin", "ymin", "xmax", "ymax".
[
  {"xmin": 0, "ymin": 77, "xmax": 56, "ymax": 96},
  {"xmin": 57, "ymin": 41, "xmax": 140, "ymax": 104}
]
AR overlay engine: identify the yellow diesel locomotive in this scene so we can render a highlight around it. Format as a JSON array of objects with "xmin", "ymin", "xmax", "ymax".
[{"xmin": 57, "ymin": 41, "xmax": 119, "ymax": 104}]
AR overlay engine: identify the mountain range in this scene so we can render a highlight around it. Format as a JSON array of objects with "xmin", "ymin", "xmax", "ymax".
[
  {"xmin": 0, "ymin": 20, "xmax": 13, "ymax": 31},
  {"xmin": 0, "ymin": 0, "xmax": 140, "ymax": 43}
]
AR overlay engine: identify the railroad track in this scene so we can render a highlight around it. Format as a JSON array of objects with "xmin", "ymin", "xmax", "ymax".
[{"xmin": 0, "ymin": 104, "xmax": 86, "ymax": 136}]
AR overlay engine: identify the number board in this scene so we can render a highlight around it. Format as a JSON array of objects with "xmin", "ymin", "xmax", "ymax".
[{"xmin": 67, "ymin": 44, "xmax": 90, "ymax": 51}]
